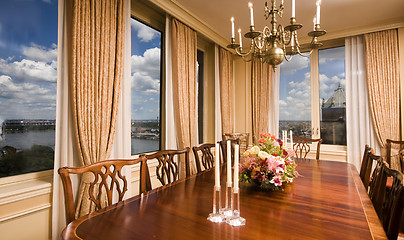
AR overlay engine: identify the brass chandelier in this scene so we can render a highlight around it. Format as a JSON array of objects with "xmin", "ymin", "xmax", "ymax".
[{"xmin": 227, "ymin": 0, "xmax": 326, "ymax": 70}]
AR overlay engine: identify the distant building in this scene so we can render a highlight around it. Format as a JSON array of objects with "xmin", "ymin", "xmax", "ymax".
[{"xmin": 321, "ymin": 85, "xmax": 347, "ymax": 145}]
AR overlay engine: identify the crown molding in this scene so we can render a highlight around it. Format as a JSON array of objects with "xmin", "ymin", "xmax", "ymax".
[
  {"xmin": 298, "ymin": 17, "xmax": 404, "ymax": 44},
  {"xmin": 148, "ymin": 0, "xmax": 229, "ymax": 48}
]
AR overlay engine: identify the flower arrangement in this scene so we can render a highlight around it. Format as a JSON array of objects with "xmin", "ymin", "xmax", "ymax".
[{"xmin": 239, "ymin": 133, "xmax": 298, "ymax": 190}]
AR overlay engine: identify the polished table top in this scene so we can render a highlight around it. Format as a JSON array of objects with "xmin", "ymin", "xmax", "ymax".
[{"xmin": 62, "ymin": 159, "xmax": 387, "ymax": 240}]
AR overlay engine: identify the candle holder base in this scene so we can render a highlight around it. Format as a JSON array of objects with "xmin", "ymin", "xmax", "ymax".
[
  {"xmin": 207, "ymin": 186, "xmax": 225, "ymax": 223},
  {"xmin": 226, "ymin": 210, "xmax": 246, "ymax": 226}
]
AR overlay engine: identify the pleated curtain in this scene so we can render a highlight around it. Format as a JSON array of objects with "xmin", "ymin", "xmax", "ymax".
[
  {"xmin": 251, "ymin": 58, "xmax": 273, "ymax": 144},
  {"xmin": 70, "ymin": 0, "xmax": 126, "ymax": 218},
  {"xmin": 363, "ymin": 29, "xmax": 400, "ymax": 163},
  {"xmin": 219, "ymin": 47, "xmax": 234, "ymax": 135},
  {"xmin": 171, "ymin": 18, "xmax": 198, "ymax": 177}
]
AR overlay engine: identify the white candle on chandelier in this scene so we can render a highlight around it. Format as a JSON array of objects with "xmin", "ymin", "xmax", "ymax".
[
  {"xmin": 234, "ymin": 144, "xmax": 240, "ymax": 193},
  {"xmin": 238, "ymin": 29, "xmax": 243, "ymax": 48},
  {"xmin": 316, "ymin": 0, "xmax": 321, "ymax": 25},
  {"xmin": 292, "ymin": 0, "xmax": 295, "ymax": 18},
  {"xmin": 227, "ymin": 140, "xmax": 232, "ymax": 184},
  {"xmin": 231, "ymin": 17, "xmax": 235, "ymax": 39},
  {"xmin": 248, "ymin": 2, "xmax": 254, "ymax": 26},
  {"xmin": 215, "ymin": 143, "xmax": 220, "ymax": 188}
]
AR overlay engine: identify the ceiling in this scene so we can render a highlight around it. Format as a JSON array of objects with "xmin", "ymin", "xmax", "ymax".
[{"xmin": 175, "ymin": 0, "xmax": 404, "ymax": 43}]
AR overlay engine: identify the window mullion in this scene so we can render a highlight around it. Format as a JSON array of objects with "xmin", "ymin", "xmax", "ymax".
[{"xmin": 311, "ymin": 49, "xmax": 320, "ymax": 139}]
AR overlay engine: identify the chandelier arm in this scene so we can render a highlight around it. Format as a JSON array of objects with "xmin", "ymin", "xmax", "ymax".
[
  {"xmin": 297, "ymin": 48, "xmax": 313, "ymax": 57},
  {"xmin": 284, "ymin": 54, "xmax": 293, "ymax": 62},
  {"xmin": 234, "ymin": 40, "xmax": 255, "ymax": 57}
]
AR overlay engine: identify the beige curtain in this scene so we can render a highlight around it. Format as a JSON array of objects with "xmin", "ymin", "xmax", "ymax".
[
  {"xmin": 364, "ymin": 30, "xmax": 400, "ymax": 147},
  {"xmin": 171, "ymin": 18, "xmax": 198, "ymax": 177},
  {"xmin": 70, "ymin": 0, "xmax": 126, "ymax": 218},
  {"xmin": 219, "ymin": 47, "xmax": 234, "ymax": 134},
  {"xmin": 251, "ymin": 58, "xmax": 273, "ymax": 144}
]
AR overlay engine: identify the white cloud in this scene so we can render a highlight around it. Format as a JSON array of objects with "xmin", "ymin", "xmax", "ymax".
[
  {"xmin": 319, "ymin": 47, "xmax": 345, "ymax": 64},
  {"xmin": 0, "ymin": 58, "xmax": 57, "ymax": 83},
  {"xmin": 22, "ymin": 43, "xmax": 57, "ymax": 62},
  {"xmin": 0, "ymin": 75, "xmax": 55, "ymax": 119},
  {"xmin": 131, "ymin": 20, "xmax": 159, "ymax": 42},
  {"xmin": 280, "ymin": 56, "xmax": 309, "ymax": 75},
  {"xmin": 131, "ymin": 47, "xmax": 161, "ymax": 94}
]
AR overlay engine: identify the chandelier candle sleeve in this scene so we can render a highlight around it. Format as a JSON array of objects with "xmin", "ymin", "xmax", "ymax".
[
  {"xmin": 227, "ymin": 140, "xmax": 232, "ymax": 184},
  {"xmin": 215, "ymin": 143, "xmax": 220, "ymax": 188},
  {"xmin": 248, "ymin": 2, "xmax": 254, "ymax": 26},
  {"xmin": 316, "ymin": 0, "xmax": 321, "ymax": 24},
  {"xmin": 231, "ymin": 17, "xmax": 235, "ymax": 38},
  {"xmin": 234, "ymin": 144, "xmax": 239, "ymax": 192}
]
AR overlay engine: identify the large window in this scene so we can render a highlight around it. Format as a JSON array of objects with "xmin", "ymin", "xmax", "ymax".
[
  {"xmin": 279, "ymin": 54, "xmax": 311, "ymax": 138},
  {"xmin": 279, "ymin": 45, "xmax": 346, "ymax": 146},
  {"xmin": 0, "ymin": 1, "xmax": 57, "ymax": 177},
  {"xmin": 130, "ymin": 18, "xmax": 162, "ymax": 155},
  {"xmin": 197, "ymin": 49, "xmax": 204, "ymax": 144}
]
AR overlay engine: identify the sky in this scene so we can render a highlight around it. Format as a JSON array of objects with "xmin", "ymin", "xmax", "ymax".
[
  {"xmin": 279, "ymin": 46, "xmax": 345, "ymax": 121},
  {"xmin": 130, "ymin": 18, "xmax": 161, "ymax": 120},
  {"xmin": 0, "ymin": 0, "xmax": 58, "ymax": 120}
]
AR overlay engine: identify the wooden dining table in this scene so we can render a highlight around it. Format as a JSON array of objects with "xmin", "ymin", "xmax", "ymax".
[{"xmin": 61, "ymin": 159, "xmax": 387, "ymax": 240}]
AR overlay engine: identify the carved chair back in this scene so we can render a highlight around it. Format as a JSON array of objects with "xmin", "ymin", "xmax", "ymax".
[
  {"xmin": 218, "ymin": 139, "xmax": 239, "ymax": 164},
  {"xmin": 223, "ymin": 132, "xmax": 250, "ymax": 151},
  {"xmin": 58, "ymin": 156, "xmax": 149, "ymax": 225},
  {"xmin": 292, "ymin": 137, "xmax": 322, "ymax": 160},
  {"xmin": 359, "ymin": 145, "xmax": 374, "ymax": 189},
  {"xmin": 368, "ymin": 153, "xmax": 385, "ymax": 215},
  {"xmin": 380, "ymin": 165, "xmax": 404, "ymax": 240},
  {"xmin": 386, "ymin": 139, "xmax": 404, "ymax": 171},
  {"xmin": 142, "ymin": 147, "xmax": 190, "ymax": 186},
  {"xmin": 192, "ymin": 143, "xmax": 215, "ymax": 173}
]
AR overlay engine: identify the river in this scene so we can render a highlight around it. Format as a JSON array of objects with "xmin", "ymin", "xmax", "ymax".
[{"xmin": 0, "ymin": 130, "xmax": 159, "ymax": 155}]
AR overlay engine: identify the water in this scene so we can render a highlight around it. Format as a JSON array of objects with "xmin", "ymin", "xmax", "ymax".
[
  {"xmin": 0, "ymin": 130, "xmax": 159, "ymax": 155},
  {"xmin": 0, "ymin": 130, "xmax": 55, "ymax": 151},
  {"xmin": 131, "ymin": 138, "xmax": 160, "ymax": 155}
]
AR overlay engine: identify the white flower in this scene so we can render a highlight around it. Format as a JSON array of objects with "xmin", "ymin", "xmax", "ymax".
[
  {"xmin": 258, "ymin": 151, "xmax": 270, "ymax": 160},
  {"xmin": 249, "ymin": 146, "xmax": 260, "ymax": 155}
]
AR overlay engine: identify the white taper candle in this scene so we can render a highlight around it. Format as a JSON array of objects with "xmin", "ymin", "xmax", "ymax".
[
  {"xmin": 234, "ymin": 144, "xmax": 239, "ymax": 193},
  {"xmin": 290, "ymin": 130, "xmax": 293, "ymax": 149},
  {"xmin": 227, "ymin": 140, "xmax": 232, "ymax": 184},
  {"xmin": 231, "ymin": 17, "xmax": 235, "ymax": 39},
  {"xmin": 292, "ymin": 0, "xmax": 295, "ymax": 18},
  {"xmin": 238, "ymin": 29, "xmax": 243, "ymax": 48},
  {"xmin": 215, "ymin": 143, "xmax": 220, "ymax": 188},
  {"xmin": 248, "ymin": 2, "xmax": 254, "ymax": 26},
  {"xmin": 316, "ymin": 0, "xmax": 321, "ymax": 25}
]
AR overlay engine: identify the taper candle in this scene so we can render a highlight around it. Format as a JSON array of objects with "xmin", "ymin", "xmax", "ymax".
[
  {"xmin": 292, "ymin": 0, "xmax": 295, "ymax": 18},
  {"xmin": 231, "ymin": 17, "xmax": 235, "ymax": 39},
  {"xmin": 248, "ymin": 2, "xmax": 254, "ymax": 26},
  {"xmin": 290, "ymin": 130, "xmax": 293, "ymax": 149},
  {"xmin": 227, "ymin": 140, "xmax": 232, "ymax": 184},
  {"xmin": 234, "ymin": 144, "xmax": 239, "ymax": 192},
  {"xmin": 238, "ymin": 29, "xmax": 243, "ymax": 48},
  {"xmin": 316, "ymin": 0, "xmax": 321, "ymax": 25},
  {"xmin": 215, "ymin": 143, "xmax": 220, "ymax": 188}
]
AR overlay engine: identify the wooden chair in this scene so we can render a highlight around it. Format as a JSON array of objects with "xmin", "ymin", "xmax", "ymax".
[
  {"xmin": 58, "ymin": 156, "xmax": 149, "ymax": 225},
  {"xmin": 292, "ymin": 137, "xmax": 322, "ymax": 160},
  {"xmin": 379, "ymin": 165, "xmax": 404, "ymax": 240},
  {"xmin": 368, "ymin": 152, "xmax": 385, "ymax": 216},
  {"xmin": 192, "ymin": 143, "xmax": 215, "ymax": 173},
  {"xmin": 218, "ymin": 139, "xmax": 239, "ymax": 164},
  {"xmin": 223, "ymin": 132, "xmax": 249, "ymax": 150},
  {"xmin": 386, "ymin": 139, "xmax": 404, "ymax": 171},
  {"xmin": 359, "ymin": 145, "xmax": 374, "ymax": 189},
  {"xmin": 142, "ymin": 147, "xmax": 190, "ymax": 185}
]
